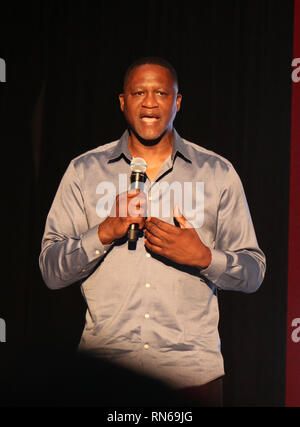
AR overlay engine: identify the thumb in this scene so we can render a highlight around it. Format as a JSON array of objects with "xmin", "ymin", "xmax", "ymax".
[{"xmin": 173, "ymin": 205, "xmax": 188, "ymax": 229}]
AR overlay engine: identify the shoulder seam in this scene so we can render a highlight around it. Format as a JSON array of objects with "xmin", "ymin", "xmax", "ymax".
[
  {"xmin": 71, "ymin": 139, "xmax": 120, "ymax": 164},
  {"xmin": 182, "ymin": 138, "xmax": 233, "ymax": 169}
]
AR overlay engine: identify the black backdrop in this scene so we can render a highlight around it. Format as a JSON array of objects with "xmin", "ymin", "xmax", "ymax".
[{"xmin": 0, "ymin": 0, "xmax": 294, "ymax": 406}]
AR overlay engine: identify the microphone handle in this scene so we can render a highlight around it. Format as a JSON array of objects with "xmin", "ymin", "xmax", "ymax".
[
  {"xmin": 128, "ymin": 223, "xmax": 139, "ymax": 243},
  {"xmin": 128, "ymin": 171, "xmax": 146, "ymax": 245}
]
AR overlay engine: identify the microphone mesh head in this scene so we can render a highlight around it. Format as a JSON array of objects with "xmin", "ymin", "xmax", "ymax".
[{"xmin": 130, "ymin": 157, "xmax": 147, "ymax": 173}]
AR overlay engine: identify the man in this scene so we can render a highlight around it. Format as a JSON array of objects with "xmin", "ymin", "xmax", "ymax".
[{"xmin": 39, "ymin": 57, "xmax": 266, "ymax": 406}]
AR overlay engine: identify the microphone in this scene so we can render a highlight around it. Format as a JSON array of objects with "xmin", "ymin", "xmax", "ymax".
[{"xmin": 128, "ymin": 157, "xmax": 147, "ymax": 247}]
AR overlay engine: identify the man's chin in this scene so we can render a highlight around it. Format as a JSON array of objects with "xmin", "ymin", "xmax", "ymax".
[{"xmin": 130, "ymin": 128, "xmax": 168, "ymax": 146}]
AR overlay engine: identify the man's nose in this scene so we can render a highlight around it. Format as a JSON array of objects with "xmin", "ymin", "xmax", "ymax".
[{"xmin": 142, "ymin": 92, "xmax": 158, "ymax": 108}]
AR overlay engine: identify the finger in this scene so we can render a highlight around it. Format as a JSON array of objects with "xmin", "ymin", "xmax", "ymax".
[
  {"xmin": 173, "ymin": 205, "xmax": 193, "ymax": 229},
  {"xmin": 128, "ymin": 194, "xmax": 147, "ymax": 217},
  {"xmin": 173, "ymin": 204, "xmax": 187, "ymax": 229},
  {"xmin": 117, "ymin": 190, "xmax": 140, "ymax": 203},
  {"xmin": 139, "ymin": 218, "xmax": 147, "ymax": 229},
  {"xmin": 144, "ymin": 229, "xmax": 163, "ymax": 248},
  {"xmin": 173, "ymin": 204, "xmax": 183, "ymax": 219},
  {"xmin": 129, "ymin": 198, "xmax": 147, "ymax": 213},
  {"xmin": 147, "ymin": 216, "xmax": 178, "ymax": 234},
  {"xmin": 127, "ymin": 188, "xmax": 141, "ymax": 197},
  {"xmin": 145, "ymin": 218, "xmax": 171, "ymax": 239},
  {"xmin": 144, "ymin": 237, "xmax": 163, "ymax": 254},
  {"xmin": 135, "ymin": 194, "xmax": 147, "ymax": 209},
  {"xmin": 115, "ymin": 192, "xmax": 134, "ymax": 217}
]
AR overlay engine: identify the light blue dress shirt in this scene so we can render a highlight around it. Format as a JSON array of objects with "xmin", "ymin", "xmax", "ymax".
[{"xmin": 39, "ymin": 129, "xmax": 266, "ymax": 388}]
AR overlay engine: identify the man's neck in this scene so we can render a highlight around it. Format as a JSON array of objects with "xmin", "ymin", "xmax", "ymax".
[{"xmin": 128, "ymin": 129, "xmax": 174, "ymax": 167}]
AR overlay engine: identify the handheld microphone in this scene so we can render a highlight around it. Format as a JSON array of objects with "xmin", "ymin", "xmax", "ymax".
[{"xmin": 128, "ymin": 157, "xmax": 147, "ymax": 247}]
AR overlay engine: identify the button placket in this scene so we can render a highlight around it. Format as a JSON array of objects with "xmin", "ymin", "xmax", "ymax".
[{"xmin": 141, "ymin": 245, "xmax": 153, "ymax": 353}]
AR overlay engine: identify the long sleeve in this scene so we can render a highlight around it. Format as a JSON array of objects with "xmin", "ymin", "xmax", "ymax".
[
  {"xmin": 200, "ymin": 163, "xmax": 266, "ymax": 293},
  {"xmin": 39, "ymin": 161, "xmax": 112, "ymax": 290},
  {"xmin": 37, "ymin": 131, "xmax": 266, "ymax": 388}
]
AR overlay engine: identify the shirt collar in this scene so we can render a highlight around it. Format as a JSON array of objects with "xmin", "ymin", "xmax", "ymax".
[
  {"xmin": 107, "ymin": 128, "xmax": 192, "ymax": 164},
  {"xmin": 171, "ymin": 128, "xmax": 192, "ymax": 163}
]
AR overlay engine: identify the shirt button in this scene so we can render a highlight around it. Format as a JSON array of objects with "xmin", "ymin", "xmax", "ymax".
[
  {"xmin": 144, "ymin": 313, "xmax": 150, "ymax": 319},
  {"xmin": 145, "ymin": 283, "xmax": 151, "ymax": 288},
  {"xmin": 148, "ymin": 195, "xmax": 152, "ymax": 201},
  {"xmin": 103, "ymin": 250, "xmax": 107, "ymax": 254},
  {"xmin": 144, "ymin": 344, "xmax": 149, "ymax": 350},
  {"xmin": 95, "ymin": 250, "xmax": 100, "ymax": 255},
  {"xmin": 146, "ymin": 253, "xmax": 151, "ymax": 258}
]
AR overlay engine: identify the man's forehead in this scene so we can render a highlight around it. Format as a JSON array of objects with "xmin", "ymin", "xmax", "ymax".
[{"xmin": 127, "ymin": 65, "xmax": 176, "ymax": 87}]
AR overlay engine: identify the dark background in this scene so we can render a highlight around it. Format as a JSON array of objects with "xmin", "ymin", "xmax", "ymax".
[{"xmin": 0, "ymin": 0, "xmax": 294, "ymax": 406}]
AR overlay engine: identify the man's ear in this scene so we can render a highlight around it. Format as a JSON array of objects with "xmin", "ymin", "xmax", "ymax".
[
  {"xmin": 119, "ymin": 94, "xmax": 125, "ymax": 112},
  {"xmin": 176, "ymin": 93, "xmax": 182, "ymax": 112}
]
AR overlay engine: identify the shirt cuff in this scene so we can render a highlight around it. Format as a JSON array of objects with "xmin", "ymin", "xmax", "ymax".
[
  {"xmin": 200, "ymin": 248, "xmax": 227, "ymax": 284},
  {"xmin": 81, "ymin": 225, "xmax": 113, "ymax": 262}
]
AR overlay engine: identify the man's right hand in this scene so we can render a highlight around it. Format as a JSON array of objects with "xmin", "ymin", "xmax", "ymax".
[{"xmin": 97, "ymin": 190, "xmax": 147, "ymax": 245}]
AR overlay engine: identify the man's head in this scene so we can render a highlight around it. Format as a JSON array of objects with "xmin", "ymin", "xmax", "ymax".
[
  {"xmin": 122, "ymin": 57, "xmax": 179, "ymax": 92},
  {"xmin": 119, "ymin": 57, "xmax": 182, "ymax": 143}
]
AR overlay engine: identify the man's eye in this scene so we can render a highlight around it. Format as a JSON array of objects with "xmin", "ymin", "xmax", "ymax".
[
  {"xmin": 157, "ymin": 91, "xmax": 167, "ymax": 96},
  {"xmin": 134, "ymin": 91, "xmax": 144, "ymax": 96}
]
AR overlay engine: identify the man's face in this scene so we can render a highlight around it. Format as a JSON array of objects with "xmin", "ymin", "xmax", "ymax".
[{"xmin": 119, "ymin": 64, "xmax": 182, "ymax": 141}]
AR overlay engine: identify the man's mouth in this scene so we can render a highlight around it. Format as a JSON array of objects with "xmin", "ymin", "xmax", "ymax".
[{"xmin": 140, "ymin": 113, "xmax": 160, "ymax": 123}]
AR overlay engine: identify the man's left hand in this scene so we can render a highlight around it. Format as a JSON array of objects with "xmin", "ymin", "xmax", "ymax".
[{"xmin": 144, "ymin": 205, "xmax": 212, "ymax": 269}]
